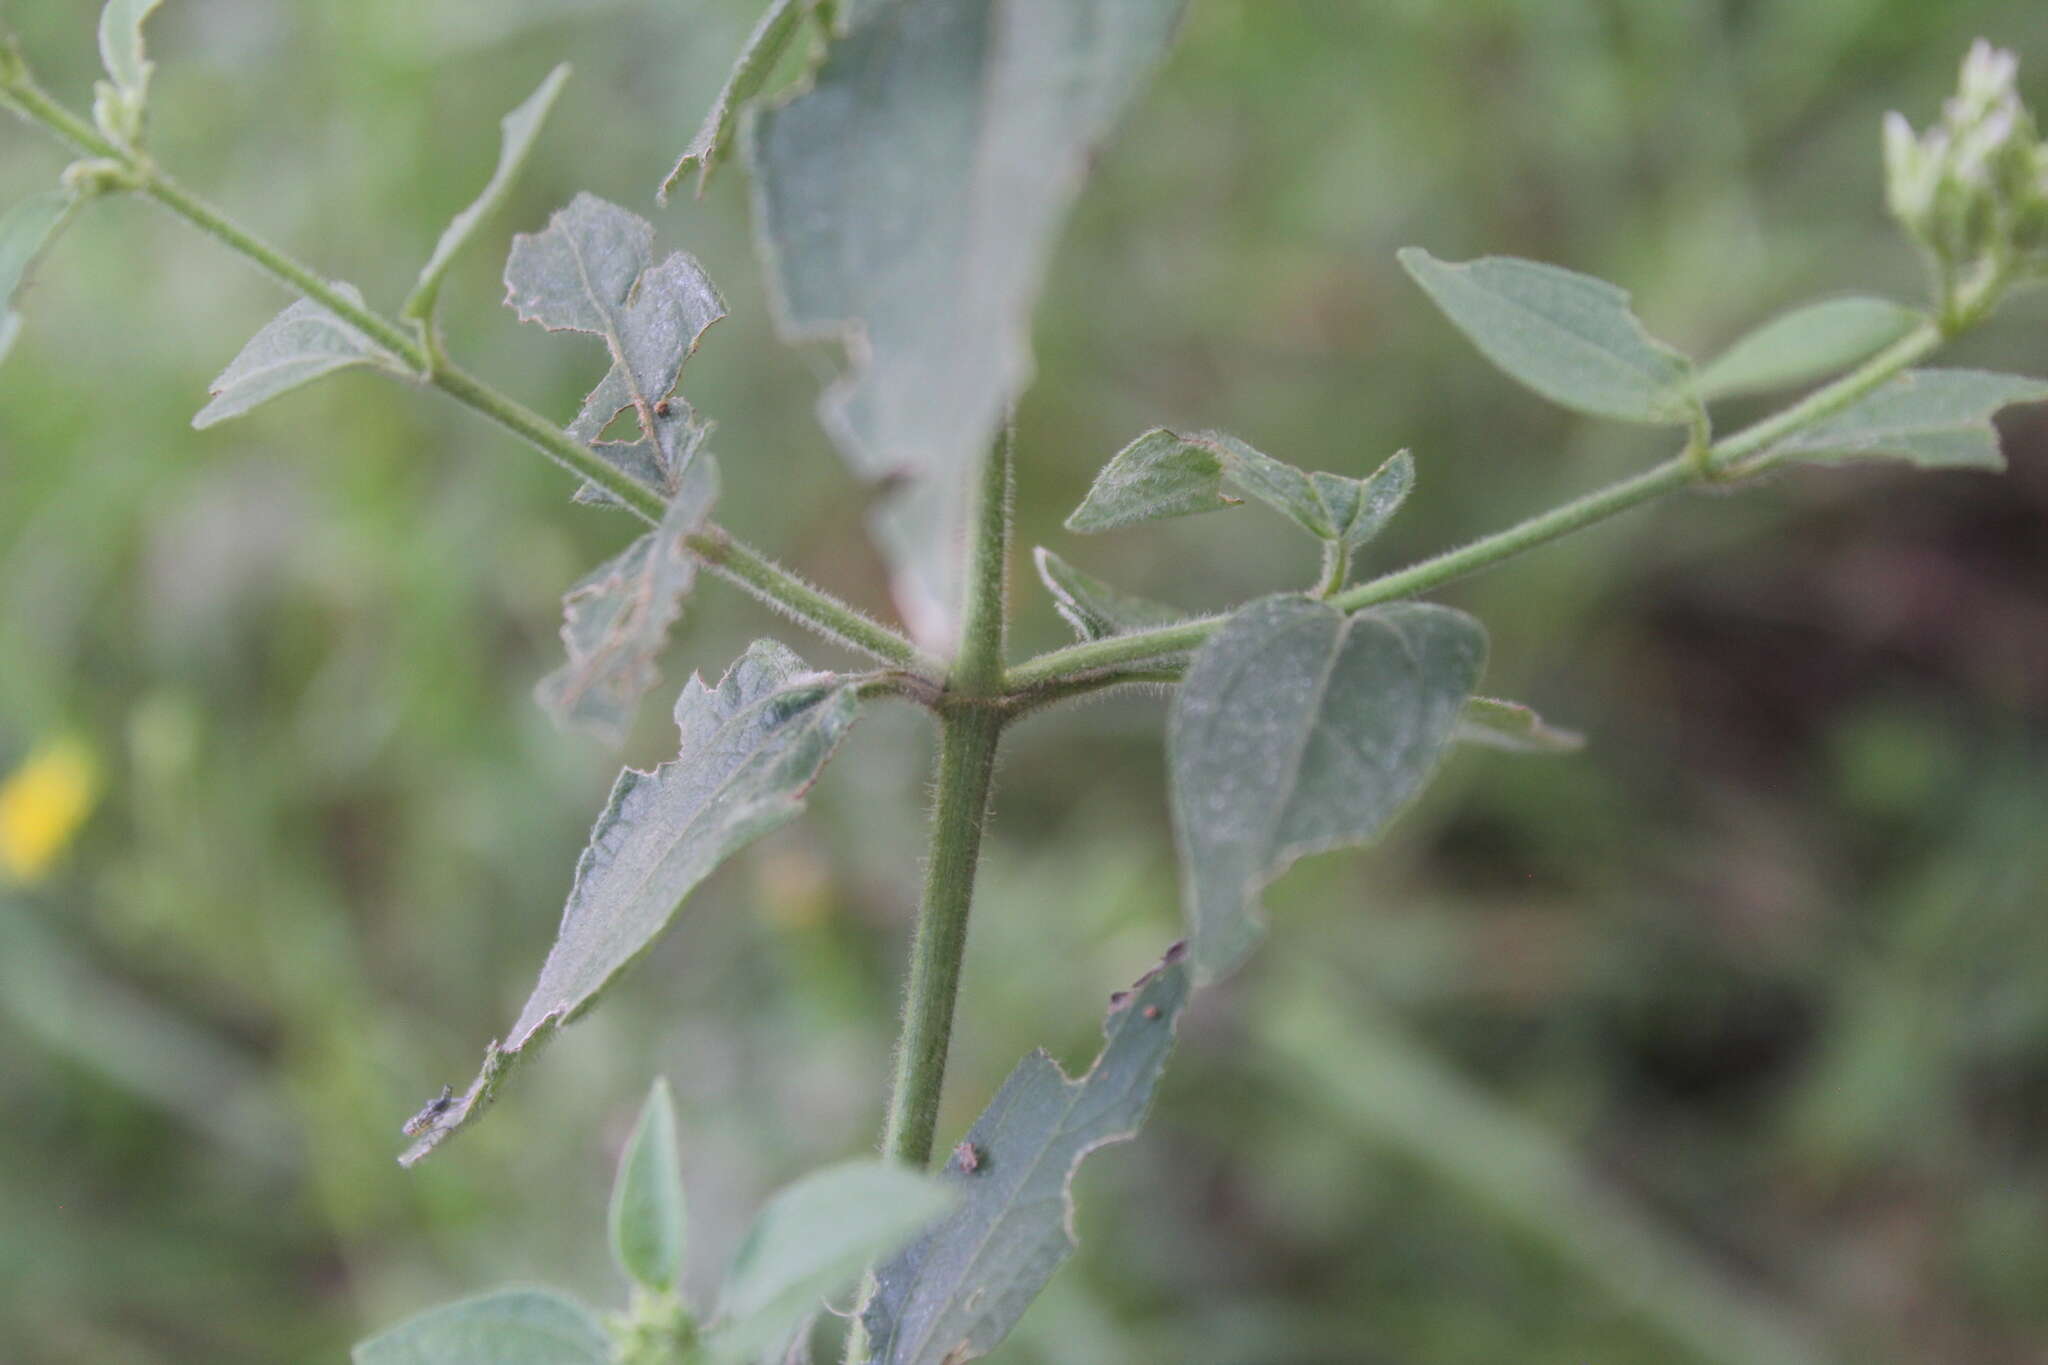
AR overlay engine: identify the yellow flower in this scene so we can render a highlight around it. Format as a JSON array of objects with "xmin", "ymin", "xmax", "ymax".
[{"xmin": 0, "ymin": 737, "xmax": 101, "ymax": 883}]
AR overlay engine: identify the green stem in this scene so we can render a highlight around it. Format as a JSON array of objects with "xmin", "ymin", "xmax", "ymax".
[
  {"xmin": 1007, "ymin": 315, "xmax": 1954, "ymax": 691},
  {"xmin": 878, "ymin": 430, "xmax": 1014, "ymax": 1169},
  {"xmin": 1, "ymin": 61, "xmax": 939, "ymax": 679}
]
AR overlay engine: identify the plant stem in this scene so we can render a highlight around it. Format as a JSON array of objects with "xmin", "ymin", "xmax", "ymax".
[
  {"xmin": 0, "ymin": 63, "xmax": 939, "ymax": 679},
  {"xmin": 1006, "ymin": 316, "xmax": 1952, "ymax": 691},
  {"xmin": 879, "ymin": 431, "xmax": 1014, "ymax": 1169}
]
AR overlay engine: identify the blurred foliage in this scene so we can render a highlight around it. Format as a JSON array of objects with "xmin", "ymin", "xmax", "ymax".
[{"xmin": 3, "ymin": 1, "xmax": 2047, "ymax": 1361}]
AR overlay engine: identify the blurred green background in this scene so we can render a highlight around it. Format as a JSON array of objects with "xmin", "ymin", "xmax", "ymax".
[{"xmin": 5, "ymin": 1, "xmax": 2048, "ymax": 1361}]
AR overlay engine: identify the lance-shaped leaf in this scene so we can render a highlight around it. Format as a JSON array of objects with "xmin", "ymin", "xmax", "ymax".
[
  {"xmin": 1033, "ymin": 548, "xmax": 1184, "ymax": 642},
  {"xmin": 1695, "ymin": 295, "xmax": 1921, "ymax": 401},
  {"xmin": 0, "ymin": 191, "xmax": 76, "ymax": 366},
  {"xmin": 1171, "ymin": 596, "xmax": 1486, "ymax": 981},
  {"xmin": 403, "ymin": 64, "xmax": 570, "ymax": 326},
  {"xmin": 193, "ymin": 284, "xmax": 410, "ymax": 429},
  {"xmin": 1399, "ymin": 248, "xmax": 1703, "ymax": 426},
  {"xmin": 401, "ymin": 642, "xmax": 863, "ymax": 1166},
  {"xmin": 1758, "ymin": 369, "xmax": 2048, "ymax": 472},
  {"xmin": 707, "ymin": 1161, "xmax": 954, "ymax": 1363},
  {"xmin": 860, "ymin": 945, "xmax": 1192, "ymax": 1365},
  {"xmin": 537, "ymin": 454, "xmax": 720, "ymax": 742},
  {"xmin": 97, "ymin": 0, "xmax": 164, "ymax": 102},
  {"xmin": 1067, "ymin": 429, "xmax": 1414, "ymax": 547},
  {"xmin": 1456, "ymin": 696, "xmax": 1585, "ymax": 755},
  {"xmin": 352, "ymin": 1288, "xmax": 610, "ymax": 1365},
  {"xmin": 660, "ymin": 0, "xmax": 819, "ymax": 202},
  {"xmin": 505, "ymin": 193, "xmax": 726, "ymax": 442},
  {"xmin": 749, "ymin": 0, "xmax": 1186, "ymax": 645},
  {"xmin": 609, "ymin": 1077, "xmax": 687, "ymax": 1294}
]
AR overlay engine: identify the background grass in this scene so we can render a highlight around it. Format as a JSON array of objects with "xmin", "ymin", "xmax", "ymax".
[{"xmin": 3, "ymin": 1, "xmax": 2047, "ymax": 1360}]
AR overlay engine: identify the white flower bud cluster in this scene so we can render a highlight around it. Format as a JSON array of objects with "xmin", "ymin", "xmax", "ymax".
[{"xmin": 1884, "ymin": 41, "xmax": 2048, "ymax": 316}]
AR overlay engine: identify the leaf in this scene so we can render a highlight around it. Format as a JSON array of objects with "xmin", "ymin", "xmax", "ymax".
[
  {"xmin": 505, "ymin": 193, "xmax": 726, "ymax": 444},
  {"xmin": 1761, "ymin": 369, "xmax": 2048, "ymax": 472},
  {"xmin": 1171, "ymin": 595, "xmax": 1486, "ymax": 981},
  {"xmin": 97, "ymin": 0, "xmax": 164, "ymax": 100},
  {"xmin": 1456, "ymin": 696, "xmax": 1584, "ymax": 755},
  {"xmin": 660, "ymin": 0, "xmax": 817, "ymax": 202},
  {"xmin": 537, "ymin": 454, "xmax": 720, "ymax": 742},
  {"xmin": 351, "ymin": 1288, "xmax": 610, "ymax": 1365},
  {"xmin": 748, "ymin": 0, "xmax": 1185, "ymax": 644},
  {"xmin": 609, "ymin": 1077, "xmax": 687, "ymax": 1294},
  {"xmin": 1032, "ymin": 548, "xmax": 1183, "ymax": 641},
  {"xmin": 1398, "ymin": 248, "xmax": 1702, "ymax": 426},
  {"xmin": 1063, "ymin": 428, "xmax": 1234, "ymax": 533},
  {"xmin": 707, "ymin": 1161, "xmax": 955, "ymax": 1362},
  {"xmin": 1065, "ymin": 429, "xmax": 1414, "ymax": 548},
  {"xmin": 860, "ymin": 945, "xmax": 1192, "ymax": 1365},
  {"xmin": 0, "ymin": 191, "xmax": 76, "ymax": 365},
  {"xmin": 401, "ymin": 643, "xmax": 863, "ymax": 1165},
  {"xmin": 192, "ymin": 285, "xmax": 409, "ymax": 429},
  {"xmin": 1695, "ymin": 295, "xmax": 1922, "ymax": 401},
  {"xmin": 403, "ymin": 65, "xmax": 570, "ymax": 326}
]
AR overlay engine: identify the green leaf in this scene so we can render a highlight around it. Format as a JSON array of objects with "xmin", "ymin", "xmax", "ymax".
[
  {"xmin": 610, "ymin": 1078, "xmax": 687, "ymax": 1294},
  {"xmin": 1398, "ymin": 248, "xmax": 1702, "ymax": 426},
  {"xmin": 403, "ymin": 65, "xmax": 570, "ymax": 326},
  {"xmin": 1695, "ymin": 295, "xmax": 1922, "ymax": 402},
  {"xmin": 860, "ymin": 945, "xmax": 1191, "ymax": 1365},
  {"xmin": 538, "ymin": 454, "xmax": 720, "ymax": 743},
  {"xmin": 0, "ymin": 191, "xmax": 76, "ymax": 366},
  {"xmin": 1066, "ymin": 429, "xmax": 1413, "ymax": 549},
  {"xmin": 660, "ymin": 0, "xmax": 817, "ymax": 202},
  {"xmin": 748, "ymin": 0, "xmax": 1185, "ymax": 644},
  {"xmin": 505, "ymin": 193, "xmax": 726, "ymax": 451},
  {"xmin": 1457, "ymin": 696, "xmax": 1584, "ymax": 755},
  {"xmin": 192, "ymin": 284, "xmax": 409, "ymax": 429},
  {"xmin": 401, "ymin": 643, "xmax": 863, "ymax": 1166},
  {"xmin": 97, "ymin": 0, "xmax": 164, "ymax": 100},
  {"xmin": 1063, "ymin": 428, "xmax": 1235, "ymax": 533},
  {"xmin": 708, "ymin": 1161, "xmax": 954, "ymax": 1362},
  {"xmin": 1171, "ymin": 595, "xmax": 1486, "ymax": 980},
  {"xmin": 351, "ymin": 1288, "xmax": 610, "ymax": 1365},
  {"xmin": 1032, "ymin": 548, "xmax": 1183, "ymax": 642},
  {"xmin": 1761, "ymin": 369, "xmax": 2048, "ymax": 471}
]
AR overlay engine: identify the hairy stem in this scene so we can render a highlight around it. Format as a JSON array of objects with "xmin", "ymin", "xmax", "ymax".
[
  {"xmin": 1007, "ymin": 316, "xmax": 1951, "ymax": 690},
  {"xmin": 1, "ymin": 63, "xmax": 939, "ymax": 679}
]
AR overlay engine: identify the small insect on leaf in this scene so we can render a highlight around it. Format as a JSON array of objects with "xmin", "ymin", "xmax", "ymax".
[
  {"xmin": 402, "ymin": 1085, "xmax": 455, "ymax": 1138},
  {"xmin": 952, "ymin": 1142, "xmax": 982, "ymax": 1175}
]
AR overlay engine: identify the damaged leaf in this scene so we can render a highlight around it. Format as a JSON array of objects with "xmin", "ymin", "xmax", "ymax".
[
  {"xmin": 860, "ymin": 946, "xmax": 1191, "ymax": 1364},
  {"xmin": 401, "ymin": 642, "xmax": 863, "ymax": 1166}
]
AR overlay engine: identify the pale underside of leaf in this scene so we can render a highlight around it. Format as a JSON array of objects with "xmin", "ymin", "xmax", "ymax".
[
  {"xmin": 1695, "ymin": 295, "xmax": 1921, "ymax": 402},
  {"xmin": 401, "ymin": 642, "xmax": 863, "ymax": 1165},
  {"xmin": 748, "ymin": 0, "xmax": 1186, "ymax": 646},
  {"xmin": 0, "ymin": 190, "xmax": 77, "ymax": 364},
  {"xmin": 1398, "ymin": 248, "xmax": 1701, "ymax": 426},
  {"xmin": 98, "ymin": 0, "xmax": 164, "ymax": 99},
  {"xmin": 708, "ymin": 1161, "xmax": 955, "ymax": 1363},
  {"xmin": 1456, "ymin": 696, "xmax": 1585, "ymax": 755},
  {"xmin": 1032, "ymin": 547, "xmax": 1184, "ymax": 641},
  {"xmin": 537, "ymin": 454, "xmax": 720, "ymax": 742},
  {"xmin": 505, "ymin": 192, "xmax": 727, "ymax": 439},
  {"xmin": 405, "ymin": 64, "xmax": 570, "ymax": 324},
  {"xmin": 192, "ymin": 284, "xmax": 409, "ymax": 429},
  {"xmin": 1763, "ymin": 368, "xmax": 2048, "ymax": 471},
  {"xmin": 660, "ymin": 0, "xmax": 818, "ymax": 202},
  {"xmin": 861, "ymin": 944, "xmax": 1192, "ymax": 1365},
  {"xmin": 350, "ymin": 1287, "xmax": 611, "ymax": 1365},
  {"xmin": 1170, "ymin": 595, "xmax": 1487, "ymax": 981}
]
